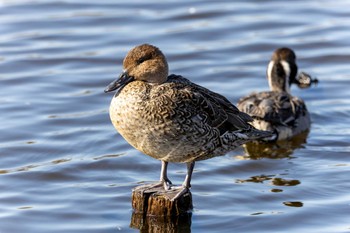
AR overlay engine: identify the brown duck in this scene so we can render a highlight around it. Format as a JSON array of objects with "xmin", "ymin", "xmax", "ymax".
[{"xmin": 105, "ymin": 44, "xmax": 271, "ymax": 199}]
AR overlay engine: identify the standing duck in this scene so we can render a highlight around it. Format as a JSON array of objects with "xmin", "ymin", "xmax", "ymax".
[
  {"xmin": 105, "ymin": 44, "xmax": 271, "ymax": 199},
  {"xmin": 237, "ymin": 48, "xmax": 312, "ymax": 141}
]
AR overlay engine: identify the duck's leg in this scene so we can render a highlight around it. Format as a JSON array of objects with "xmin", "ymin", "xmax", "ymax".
[
  {"xmin": 182, "ymin": 161, "xmax": 195, "ymax": 189},
  {"xmin": 160, "ymin": 160, "xmax": 172, "ymax": 190},
  {"xmin": 171, "ymin": 161, "xmax": 195, "ymax": 201},
  {"xmin": 140, "ymin": 161, "xmax": 172, "ymax": 192}
]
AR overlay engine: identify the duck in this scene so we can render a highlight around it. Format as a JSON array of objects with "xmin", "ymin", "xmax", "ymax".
[
  {"xmin": 237, "ymin": 47, "xmax": 311, "ymax": 141},
  {"xmin": 105, "ymin": 44, "xmax": 272, "ymax": 200}
]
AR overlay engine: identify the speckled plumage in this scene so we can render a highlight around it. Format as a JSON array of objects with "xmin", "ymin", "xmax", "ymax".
[
  {"xmin": 109, "ymin": 74, "xmax": 268, "ymax": 163},
  {"xmin": 238, "ymin": 91, "xmax": 310, "ymax": 140},
  {"xmin": 105, "ymin": 44, "xmax": 271, "ymax": 198},
  {"xmin": 237, "ymin": 48, "xmax": 311, "ymax": 141}
]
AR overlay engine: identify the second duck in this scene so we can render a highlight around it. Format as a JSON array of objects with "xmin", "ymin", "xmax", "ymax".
[{"xmin": 237, "ymin": 48, "xmax": 311, "ymax": 141}]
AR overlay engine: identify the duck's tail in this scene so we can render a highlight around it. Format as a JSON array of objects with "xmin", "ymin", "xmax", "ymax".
[
  {"xmin": 246, "ymin": 127, "xmax": 276, "ymax": 142},
  {"xmin": 220, "ymin": 127, "xmax": 274, "ymax": 150}
]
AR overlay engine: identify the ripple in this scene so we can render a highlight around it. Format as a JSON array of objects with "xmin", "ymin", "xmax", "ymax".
[{"xmin": 0, "ymin": 0, "xmax": 350, "ymax": 232}]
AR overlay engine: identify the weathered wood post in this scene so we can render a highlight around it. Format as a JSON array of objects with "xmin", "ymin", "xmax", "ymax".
[
  {"xmin": 130, "ymin": 183, "xmax": 193, "ymax": 232},
  {"xmin": 131, "ymin": 183, "xmax": 193, "ymax": 216}
]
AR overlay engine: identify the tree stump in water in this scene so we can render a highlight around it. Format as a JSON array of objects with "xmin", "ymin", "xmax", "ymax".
[{"xmin": 131, "ymin": 183, "xmax": 193, "ymax": 216}]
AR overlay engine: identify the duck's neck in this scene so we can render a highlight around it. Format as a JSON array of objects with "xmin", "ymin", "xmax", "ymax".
[{"xmin": 267, "ymin": 60, "xmax": 292, "ymax": 94}]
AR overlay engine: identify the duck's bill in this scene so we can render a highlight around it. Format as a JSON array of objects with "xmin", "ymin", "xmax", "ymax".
[
  {"xmin": 295, "ymin": 71, "xmax": 319, "ymax": 89},
  {"xmin": 104, "ymin": 72, "xmax": 134, "ymax": 93}
]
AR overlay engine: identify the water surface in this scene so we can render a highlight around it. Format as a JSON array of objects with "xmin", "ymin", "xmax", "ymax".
[{"xmin": 0, "ymin": 0, "xmax": 349, "ymax": 232}]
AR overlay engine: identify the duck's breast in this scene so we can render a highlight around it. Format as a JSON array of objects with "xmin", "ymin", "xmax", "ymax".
[{"xmin": 109, "ymin": 81, "xmax": 220, "ymax": 162}]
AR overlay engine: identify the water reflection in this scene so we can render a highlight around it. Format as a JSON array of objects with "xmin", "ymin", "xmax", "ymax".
[
  {"xmin": 271, "ymin": 178, "xmax": 300, "ymax": 186},
  {"xmin": 130, "ymin": 212, "xmax": 192, "ymax": 233},
  {"xmin": 236, "ymin": 175, "xmax": 301, "ymax": 187},
  {"xmin": 242, "ymin": 131, "xmax": 309, "ymax": 159},
  {"xmin": 283, "ymin": 201, "xmax": 303, "ymax": 207}
]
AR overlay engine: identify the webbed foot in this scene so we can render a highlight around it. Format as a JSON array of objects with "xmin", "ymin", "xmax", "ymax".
[
  {"xmin": 170, "ymin": 186, "xmax": 190, "ymax": 201},
  {"xmin": 140, "ymin": 178, "xmax": 173, "ymax": 193}
]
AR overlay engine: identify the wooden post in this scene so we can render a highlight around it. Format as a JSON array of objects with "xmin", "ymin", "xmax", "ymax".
[
  {"xmin": 131, "ymin": 183, "xmax": 193, "ymax": 216},
  {"xmin": 130, "ymin": 211, "xmax": 192, "ymax": 233},
  {"xmin": 130, "ymin": 183, "xmax": 192, "ymax": 232}
]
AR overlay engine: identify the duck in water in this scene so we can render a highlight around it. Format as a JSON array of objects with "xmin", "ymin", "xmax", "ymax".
[{"xmin": 237, "ymin": 48, "xmax": 316, "ymax": 141}]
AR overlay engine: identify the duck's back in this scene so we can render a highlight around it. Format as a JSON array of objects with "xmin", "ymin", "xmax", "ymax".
[{"xmin": 237, "ymin": 91, "xmax": 310, "ymax": 140}]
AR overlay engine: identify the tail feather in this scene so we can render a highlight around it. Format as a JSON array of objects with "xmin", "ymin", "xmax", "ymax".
[
  {"xmin": 245, "ymin": 127, "xmax": 276, "ymax": 141},
  {"xmin": 220, "ymin": 127, "xmax": 275, "ymax": 151}
]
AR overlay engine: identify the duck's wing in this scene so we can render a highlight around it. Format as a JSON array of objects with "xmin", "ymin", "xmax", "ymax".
[
  {"xmin": 290, "ymin": 95, "xmax": 309, "ymax": 121},
  {"xmin": 168, "ymin": 74, "xmax": 253, "ymax": 131},
  {"xmin": 237, "ymin": 91, "xmax": 300, "ymax": 126}
]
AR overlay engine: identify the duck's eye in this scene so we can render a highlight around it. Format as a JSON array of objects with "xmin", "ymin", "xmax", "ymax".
[
  {"xmin": 137, "ymin": 57, "xmax": 146, "ymax": 64},
  {"xmin": 137, "ymin": 54, "xmax": 152, "ymax": 64}
]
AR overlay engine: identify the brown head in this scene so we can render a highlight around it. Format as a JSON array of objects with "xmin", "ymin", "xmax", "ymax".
[
  {"xmin": 105, "ymin": 44, "xmax": 169, "ymax": 93},
  {"xmin": 266, "ymin": 47, "xmax": 298, "ymax": 93}
]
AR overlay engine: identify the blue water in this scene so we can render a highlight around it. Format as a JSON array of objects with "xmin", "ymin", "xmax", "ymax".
[{"xmin": 0, "ymin": 1, "xmax": 349, "ymax": 232}]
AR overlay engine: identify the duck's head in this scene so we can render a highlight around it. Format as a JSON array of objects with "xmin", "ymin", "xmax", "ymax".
[
  {"xmin": 266, "ymin": 47, "xmax": 298, "ymax": 93},
  {"xmin": 105, "ymin": 44, "xmax": 169, "ymax": 93}
]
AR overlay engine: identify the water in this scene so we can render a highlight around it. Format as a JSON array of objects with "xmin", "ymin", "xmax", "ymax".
[{"xmin": 0, "ymin": 0, "xmax": 349, "ymax": 232}]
